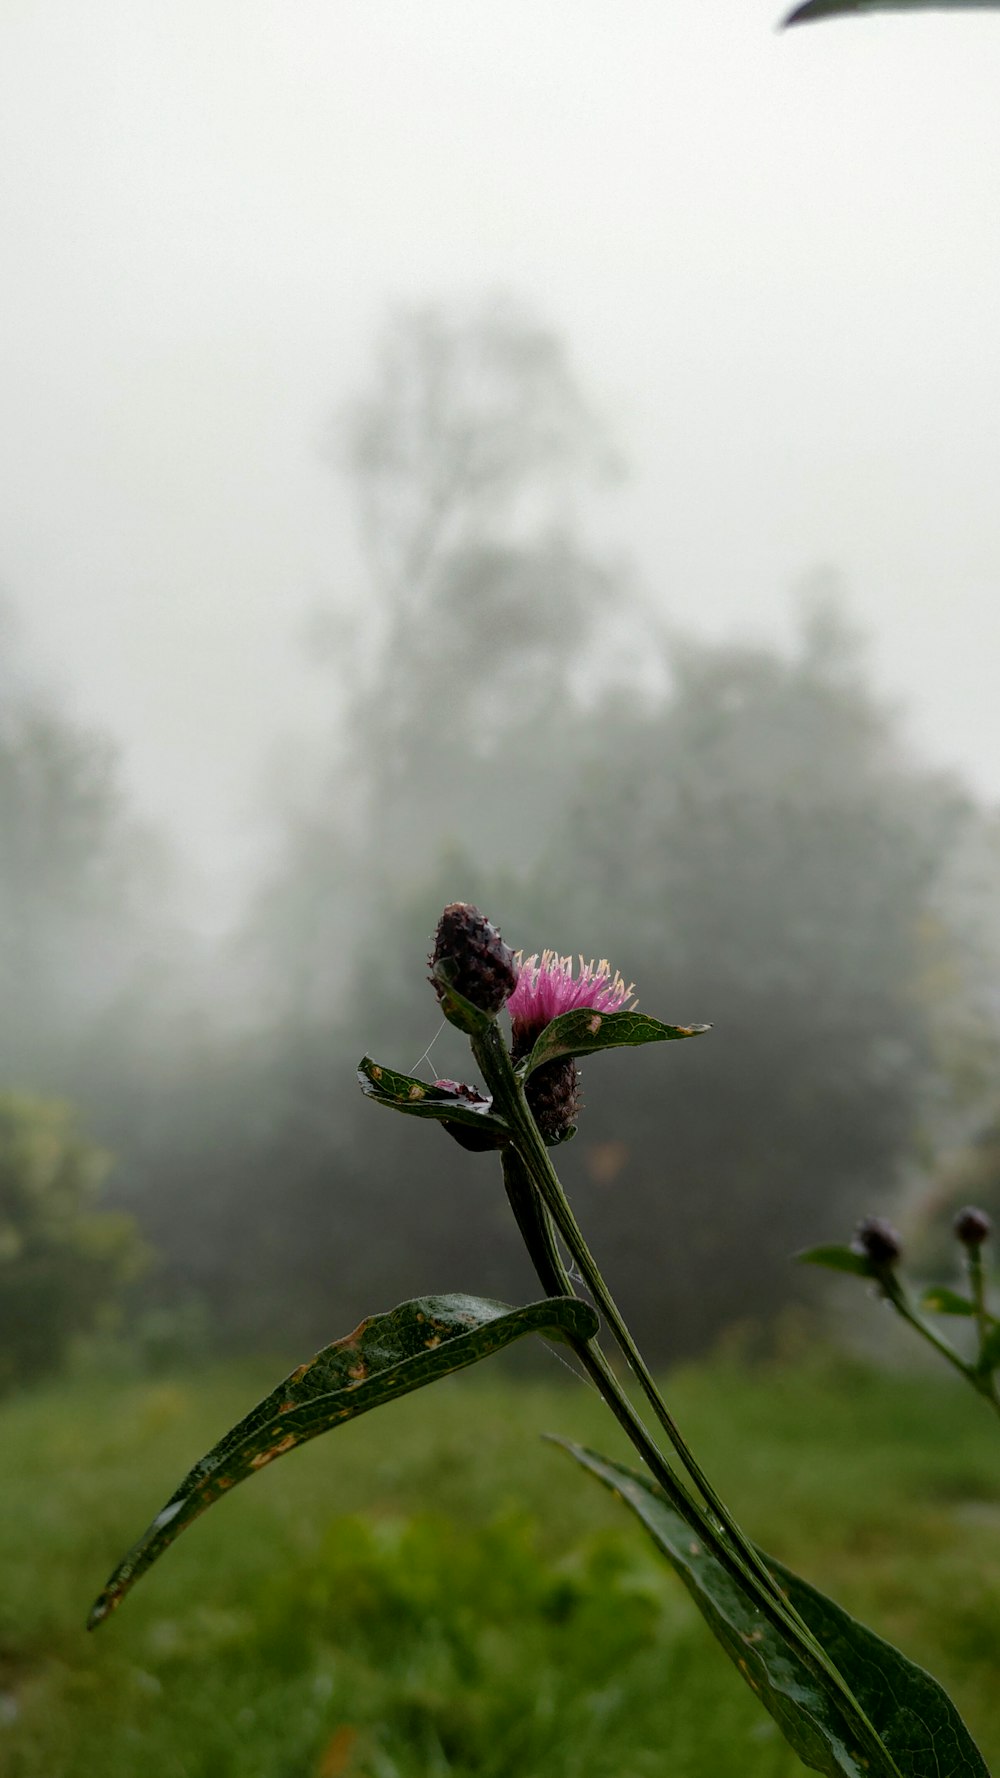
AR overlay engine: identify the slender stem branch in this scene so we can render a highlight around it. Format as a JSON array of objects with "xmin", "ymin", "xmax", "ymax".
[
  {"xmin": 965, "ymin": 1247, "xmax": 996, "ymax": 1395},
  {"xmin": 886, "ymin": 1281, "xmax": 974, "ymax": 1380},
  {"xmin": 960, "ymin": 1251, "xmax": 1000, "ymax": 1415},
  {"xmin": 884, "ymin": 1276, "xmax": 1000, "ymax": 1420},
  {"xmin": 968, "ymin": 1248, "xmax": 987, "ymax": 1342}
]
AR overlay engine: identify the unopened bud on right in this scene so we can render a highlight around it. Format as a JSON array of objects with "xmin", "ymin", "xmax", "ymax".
[{"xmin": 953, "ymin": 1205, "xmax": 992, "ymax": 1249}]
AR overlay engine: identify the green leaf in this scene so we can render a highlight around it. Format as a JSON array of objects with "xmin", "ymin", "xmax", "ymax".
[
  {"xmin": 358, "ymin": 1057, "xmax": 509, "ymax": 1139},
  {"xmin": 88, "ymin": 1293, "xmax": 597, "ymax": 1629},
  {"xmin": 518, "ymin": 1009, "xmax": 710, "ymax": 1078},
  {"xmin": 920, "ymin": 1286, "xmax": 977, "ymax": 1318},
  {"xmin": 797, "ymin": 1244, "xmax": 875, "ymax": 1279},
  {"xmin": 429, "ymin": 959, "xmax": 496, "ymax": 1036},
  {"xmin": 556, "ymin": 1442, "xmax": 989, "ymax": 1778},
  {"xmin": 770, "ymin": 1549, "xmax": 991, "ymax": 1778},
  {"xmin": 784, "ymin": 0, "xmax": 1000, "ymax": 25}
]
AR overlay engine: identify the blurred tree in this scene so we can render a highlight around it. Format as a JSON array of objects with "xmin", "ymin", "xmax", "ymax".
[
  {"xmin": 0, "ymin": 1093, "xmax": 145, "ymax": 1392},
  {"xmin": 250, "ymin": 298, "xmax": 626, "ymax": 1022},
  {"xmin": 342, "ymin": 295, "xmax": 614, "ymax": 611}
]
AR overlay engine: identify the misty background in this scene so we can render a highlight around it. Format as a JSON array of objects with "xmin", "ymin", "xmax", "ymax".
[{"xmin": 4, "ymin": 0, "xmax": 1000, "ymax": 1374}]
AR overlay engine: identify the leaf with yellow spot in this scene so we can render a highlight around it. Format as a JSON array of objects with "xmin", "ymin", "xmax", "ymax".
[
  {"xmin": 919, "ymin": 1286, "xmax": 978, "ymax": 1319},
  {"xmin": 517, "ymin": 1009, "xmax": 710, "ymax": 1080},
  {"xmin": 358, "ymin": 1057, "xmax": 509, "ymax": 1140},
  {"xmin": 88, "ymin": 1293, "xmax": 597, "ymax": 1628}
]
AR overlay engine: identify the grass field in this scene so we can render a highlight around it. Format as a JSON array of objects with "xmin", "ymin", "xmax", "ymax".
[{"xmin": 1, "ymin": 1345, "xmax": 999, "ymax": 1777}]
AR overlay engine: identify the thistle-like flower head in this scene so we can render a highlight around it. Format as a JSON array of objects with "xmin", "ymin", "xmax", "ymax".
[
  {"xmin": 506, "ymin": 952, "xmax": 634, "ymax": 1145},
  {"xmin": 507, "ymin": 951, "xmax": 635, "ymax": 1057}
]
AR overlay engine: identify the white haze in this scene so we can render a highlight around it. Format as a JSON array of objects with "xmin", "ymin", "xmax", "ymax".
[{"xmin": 2, "ymin": 0, "xmax": 1000, "ymax": 927}]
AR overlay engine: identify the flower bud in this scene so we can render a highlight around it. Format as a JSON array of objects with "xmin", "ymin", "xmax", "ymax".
[
  {"xmin": 525, "ymin": 1057, "xmax": 580, "ymax": 1146},
  {"xmin": 430, "ymin": 903, "xmax": 519, "ymax": 1017},
  {"xmin": 953, "ymin": 1205, "xmax": 992, "ymax": 1249},
  {"xmin": 853, "ymin": 1215, "xmax": 902, "ymax": 1269}
]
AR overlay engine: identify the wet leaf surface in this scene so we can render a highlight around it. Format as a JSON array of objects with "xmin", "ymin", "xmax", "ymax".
[
  {"xmin": 89, "ymin": 1293, "xmax": 597, "ymax": 1628},
  {"xmin": 556, "ymin": 1441, "xmax": 990, "ymax": 1778}
]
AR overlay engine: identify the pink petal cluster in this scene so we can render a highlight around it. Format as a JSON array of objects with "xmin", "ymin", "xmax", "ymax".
[{"xmin": 507, "ymin": 951, "xmax": 635, "ymax": 1043}]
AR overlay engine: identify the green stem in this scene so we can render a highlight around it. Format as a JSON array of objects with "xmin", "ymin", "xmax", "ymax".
[
  {"xmin": 501, "ymin": 1146, "xmax": 705, "ymax": 1528},
  {"xmin": 960, "ymin": 1250, "xmax": 1000, "ymax": 1416},
  {"xmin": 888, "ymin": 1281, "xmax": 973, "ymax": 1379},
  {"xmin": 883, "ymin": 1276, "xmax": 1000, "ymax": 1420},
  {"xmin": 478, "ymin": 1025, "xmax": 784, "ymax": 1599},
  {"xmin": 968, "ymin": 1249, "xmax": 1000, "ymax": 1416},
  {"xmin": 968, "ymin": 1247, "xmax": 988, "ymax": 1346}
]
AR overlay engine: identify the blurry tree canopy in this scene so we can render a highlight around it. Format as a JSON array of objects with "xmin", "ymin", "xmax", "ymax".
[
  {"xmin": 0, "ymin": 1093, "xmax": 145, "ymax": 1392},
  {"xmin": 250, "ymin": 298, "xmax": 627, "ymax": 1023}
]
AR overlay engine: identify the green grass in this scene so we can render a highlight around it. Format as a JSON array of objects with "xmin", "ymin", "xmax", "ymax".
[{"xmin": 1, "ymin": 1348, "xmax": 999, "ymax": 1777}]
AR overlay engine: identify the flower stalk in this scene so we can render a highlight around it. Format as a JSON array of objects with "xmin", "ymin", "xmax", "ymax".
[
  {"xmin": 472, "ymin": 1014, "xmax": 895, "ymax": 1769},
  {"xmin": 893, "ymin": 1282, "xmax": 1000, "ymax": 1418}
]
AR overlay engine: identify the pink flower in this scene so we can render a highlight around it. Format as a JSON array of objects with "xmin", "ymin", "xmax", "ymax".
[{"xmin": 507, "ymin": 951, "xmax": 635, "ymax": 1056}]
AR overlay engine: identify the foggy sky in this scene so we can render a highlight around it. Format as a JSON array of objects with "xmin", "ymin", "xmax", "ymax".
[{"xmin": 3, "ymin": 0, "xmax": 1000, "ymax": 921}]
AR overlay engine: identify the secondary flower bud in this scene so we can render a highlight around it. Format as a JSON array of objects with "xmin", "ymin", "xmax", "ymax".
[
  {"xmin": 507, "ymin": 949, "xmax": 633, "ymax": 1144},
  {"xmin": 953, "ymin": 1205, "xmax": 992, "ymax": 1248},
  {"xmin": 525, "ymin": 1057, "xmax": 581, "ymax": 1146},
  {"xmin": 853, "ymin": 1215, "xmax": 902, "ymax": 1269},
  {"xmin": 430, "ymin": 904, "xmax": 519, "ymax": 1016}
]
